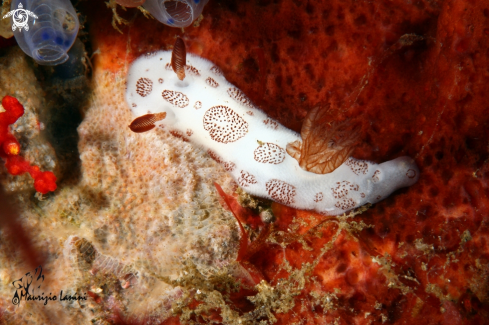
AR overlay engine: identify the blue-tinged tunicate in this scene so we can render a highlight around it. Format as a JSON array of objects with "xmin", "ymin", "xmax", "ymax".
[
  {"xmin": 10, "ymin": 0, "xmax": 79, "ymax": 66},
  {"xmin": 52, "ymin": 39, "xmax": 86, "ymax": 79},
  {"xmin": 143, "ymin": 0, "xmax": 209, "ymax": 28}
]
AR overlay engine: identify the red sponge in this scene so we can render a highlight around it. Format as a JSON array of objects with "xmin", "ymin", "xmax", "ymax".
[{"xmin": 1, "ymin": 96, "xmax": 57, "ymax": 194}]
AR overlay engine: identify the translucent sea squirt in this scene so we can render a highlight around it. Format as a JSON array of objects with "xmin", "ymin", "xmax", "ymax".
[
  {"xmin": 9, "ymin": 0, "xmax": 79, "ymax": 65},
  {"xmin": 143, "ymin": 0, "xmax": 209, "ymax": 28}
]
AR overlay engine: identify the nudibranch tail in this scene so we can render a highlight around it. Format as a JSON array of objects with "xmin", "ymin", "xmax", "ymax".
[
  {"xmin": 129, "ymin": 112, "xmax": 167, "ymax": 133},
  {"xmin": 286, "ymin": 106, "xmax": 359, "ymax": 174},
  {"xmin": 171, "ymin": 37, "xmax": 186, "ymax": 81}
]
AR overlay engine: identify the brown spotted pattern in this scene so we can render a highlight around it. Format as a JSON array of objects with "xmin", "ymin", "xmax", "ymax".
[
  {"xmin": 345, "ymin": 158, "xmax": 368, "ymax": 175},
  {"xmin": 185, "ymin": 65, "xmax": 200, "ymax": 76},
  {"xmin": 207, "ymin": 149, "xmax": 235, "ymax": 172},
  {"xmin": 314, "ymin": 192, "xmax": 323, "ymax": 202},
  {"xmin": 263, "ymin": 118, "xmax": 279, "ymax": 130},
  {"xmin": 136, "ymin": 78, "xmax": 153, "ymax": 97},
  {"xmin": 335, "ymin": 198, "xmax": 356, "ymax": 210},
  {"xmin": 158, "ymin": 78, "xmax": 164, "ymax": 84},
  {"xmin": 207, "ymin": 149, "xmax": 222, "ymax": 163},
  {"xmin": 350, "ymin": 183, "xmax": 359, "ymax": 191},
  {"xmin": 210, "ymin": 65, "xmax": 223, "ymax": 76},
  {"xmin": 246, "ymin": 111, "xmax": 254, "ymax": 116},
  {"xmin": 331, "ymin": 181, "xmax": 359, "ymax": 199},
  {"xmin": 372, "ymin": 170, "xmax": 381, "ymax": 182},
  {"xmin": 223, "ymin": 161, "xmax": 236, "ymax": 172},
  {"xmin": 203, "ymin": 106, "xmax": 248, "ymax": 143},
  {"xmin": 254, "ymin": 143, "xmax": 286, "ymax": 164},
  {"xmin": 169, "ymin": 130, "xmax": 189, "ymax": 142},
  {"xmin": 194, "ymin": 101, "xmax": 202, "ymax": 109},
  {"xmin": 265, "ymin": 179, "xmax": 296, "ymax": 205},
  {"xmin": 162, "ymin": 90, "xmax": 189, "ymax": 108},
  {"xmin": 238, "ymin": 170, "xmax": 258, "ymax": 187},
  {"xmin": 206, "ymin": 77, "xmax": 219, "ymax": 88},
  {"xmin": 332, "ymin": 180, "xmax": 360, "ymax": 210},
  {"xmin": 227, "ymin": 87, "xmax": 254, "ymax": 108},
  {"xmin": 186, "ymin": 129, "xmax": 193, "ymax": 137}
]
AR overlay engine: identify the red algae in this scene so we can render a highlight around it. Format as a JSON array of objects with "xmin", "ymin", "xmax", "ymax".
[
  {"xmin": 214, "ymin": 182, "xmax": 250, "ymax": 262},
  {"xmin": 81, "ymin": 0, "xmax": 489, "ymax": 323},
  {"xmin": 0, "ymin": 96, "xmax": 57, "ymax": 194}
]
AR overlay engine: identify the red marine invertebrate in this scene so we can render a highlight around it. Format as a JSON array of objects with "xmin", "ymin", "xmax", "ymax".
[
  {"xmin": 0, "ymin": 96, "xmax": 56, "ymax": 194},
  {"xmin": 214, "ymin": 183, "xmax": 269, "ymax": 277}
]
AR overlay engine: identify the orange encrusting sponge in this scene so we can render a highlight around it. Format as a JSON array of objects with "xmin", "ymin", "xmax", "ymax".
[{"xmin": 0, "ymin": 96, "xmax": 57, "ymax": 194}]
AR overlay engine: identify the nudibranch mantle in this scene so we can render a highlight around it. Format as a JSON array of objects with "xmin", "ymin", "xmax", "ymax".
[{"xmin": 125, "ymin": 51, "xmax": 419, "ymax": 215}]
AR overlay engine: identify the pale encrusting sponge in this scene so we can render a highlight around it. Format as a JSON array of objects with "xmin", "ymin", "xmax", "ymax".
[{"xmin": 125, "ymin": 51, "xmax": 419, "ymax": 215}]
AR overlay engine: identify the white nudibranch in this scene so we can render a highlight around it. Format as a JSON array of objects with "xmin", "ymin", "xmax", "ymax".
[{"xmin": 125, "ymin": 50, "xmax": 419, "ymax": 216}]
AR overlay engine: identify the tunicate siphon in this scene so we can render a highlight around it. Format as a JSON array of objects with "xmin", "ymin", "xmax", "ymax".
[
  {"xmin": 143, "ymin": 0, "xmax": 209, "ymax": 28},
  {"xmin": 10, "ymin": 0, "xmax": 79, "ymax": 66}
]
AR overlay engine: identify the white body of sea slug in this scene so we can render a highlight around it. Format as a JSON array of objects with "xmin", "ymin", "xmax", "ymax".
[{"xmin": 125, "ymin": 51, "xmax": 419, "ymax": 216}]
